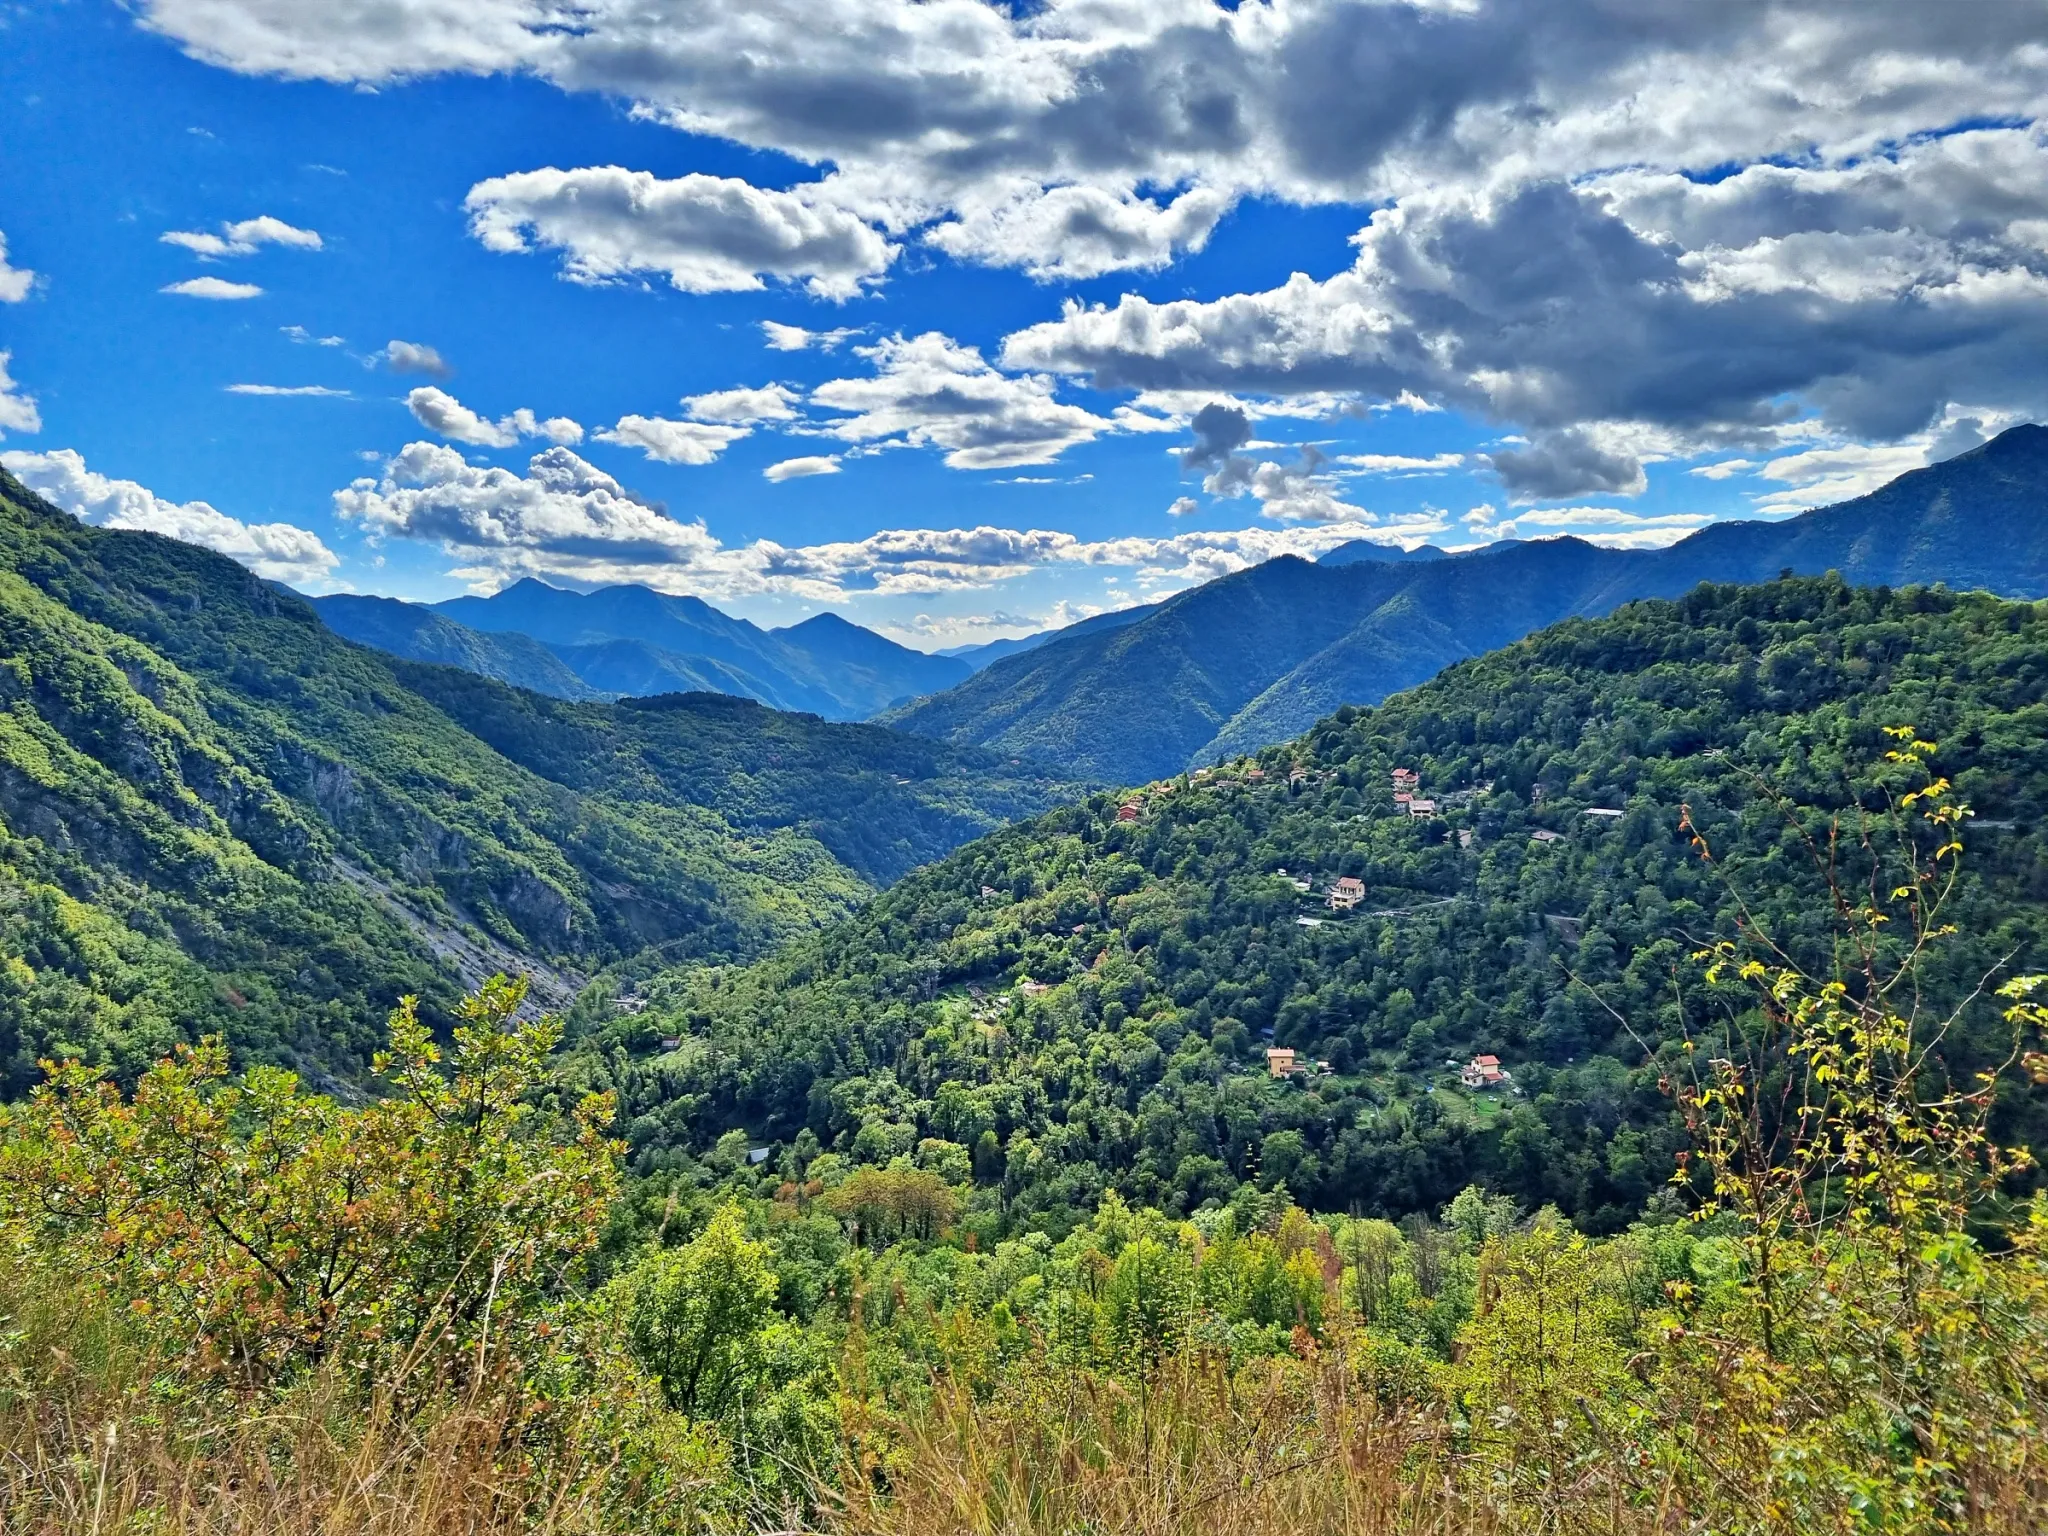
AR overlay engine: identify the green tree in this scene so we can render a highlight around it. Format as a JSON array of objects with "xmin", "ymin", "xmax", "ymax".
[{"xmin": 618, "ymin": 1203, "xmax": 779, "ymax": 1421}]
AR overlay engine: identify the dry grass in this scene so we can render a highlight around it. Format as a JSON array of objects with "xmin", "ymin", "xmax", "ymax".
[
  {"xmin": 0, "ymin": 1271, "xmax": 711, "ymax": 1536},
  {"xmin": 829, "ymin": 1351, "xmax": 1516, "ymax": 1536}
]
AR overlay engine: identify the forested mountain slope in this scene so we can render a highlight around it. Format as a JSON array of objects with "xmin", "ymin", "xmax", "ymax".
[
  {"xmin": 310, "ymin": 593, "xmax": 602, "ymax": 700},
  {"xmin": 884, "ymin": 425, "xmax": 2048, "ymax": 782},
  {"xmin": 579, "ymin": 577, "xmax": 2048, "ymax": 1234},
  {"xmin": 0, "ymin": 469, "xmax": 1080, "ymax": 1090}
]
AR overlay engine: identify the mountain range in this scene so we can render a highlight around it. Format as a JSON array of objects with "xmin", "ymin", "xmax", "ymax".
[
  {"xmin": 0, "ymin": 466, "xmax": 1081, "ymax": 1089},
  {"xmin": 316, "ymin": 580, "xmax": 976, "ymax": 719},
  {"xmin": 879, "ymin": 424, "xmax": 2048, "ymax": 783}
]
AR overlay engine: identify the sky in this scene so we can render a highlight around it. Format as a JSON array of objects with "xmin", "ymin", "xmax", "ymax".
[{"xmin": 0, "ymin": 2, "xmax": 2045, "ymax": 649}]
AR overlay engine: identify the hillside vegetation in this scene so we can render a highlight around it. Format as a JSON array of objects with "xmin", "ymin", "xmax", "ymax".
[
  {"xmin": 584, "ymin": 577, "xmax": 2048, "ymax": 1234},
  {"xmin": 4, "ymin": 752, "xmax": 2045, "ymax": 1533},
  {"xmin": 0, "ymin": 469, "xmax": 1080, "ymax": 1088},
  {"xmin": 883, "ymin": 424, "xmax": 2048, "ymax": 781}
]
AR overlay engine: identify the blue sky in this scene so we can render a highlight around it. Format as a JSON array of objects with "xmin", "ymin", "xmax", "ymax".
[{"xmin": 1, "ymin": 2, "xmax": 2044, "ymax": 647}]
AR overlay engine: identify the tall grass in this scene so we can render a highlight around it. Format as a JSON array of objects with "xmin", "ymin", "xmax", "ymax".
[
  {"xmin": 831, "ymin": 1348, "xmax": 1500, "ymax": 1536},
  {"xmin": 0, "ymin": 1263, "xmax": 714, "ymax": 1535}
]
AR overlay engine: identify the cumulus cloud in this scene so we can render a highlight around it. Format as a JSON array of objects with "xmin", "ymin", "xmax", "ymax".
[
  {"xmin": 764, "ymin": 455, "xmax": 841, "ymax": 482},
  {"xmin": 380, "ymin": 339, "xmax": 450, "ymax": 377},
  {"xmin": 161, "ymin": 215, "xmax": 322, "ymax": 257},
  {"xmin": 1166, "ymin": 496, "xmax": 1199, "ymax": 516},
  {"xmin": 331, "ymin": 438, "xmax": 1366, "ymax": 597},
  {"xmin": 1486, "ymin": 428, "xmax": 1649, "ymax": 503},
  {"xmin": 133, "ymin": 2, "xmax": 2048, "ymax": 221},
  {"xmin": 337, "ymin": 442, "xmax": 718, "ymax": 587},
  {"xmin": 810, "ymin": 332, "xmax": 1117, "ymax": 470},
  {"xmin": 131, "ymin": 1, "xmax": 2048, "ymax": 480},
  {"xmin": 1178, "ymin": 403, "xmax": 1252, "ymax": 471},
  {"xmin": 0, "ymin": 232, "xmax": 35, "ymax": 303},
  {"xmin": 162, "ymin": 276, "xmax": 265, "ymax": 299},
  {"xmin": 0, "ymin": 353, "xmax": 40, "ymax": 438},
  {"xmin": 682, "ymin": 383, "xmax": 800, "ymax": 424},
  {"xmin": 927, "ymin": 182, "xmax": 1231, "ymax": 281},
  {"xmin": 465, "ymin": 166, "xmax": 895, "ymax": 298},
  {"xmin": 594, "ymin": 415, "xmax": 749, "ymax": 465},
  {"xmin": 5, "ymin": 447, "xmax": 338, "ymax": 583},
  {"xmin": 760, "ymin": 321, "xmax": 862, "ymax": 352},
  {"xmin": 406, "ymin": 386, "xmax": 582, "ymax": 448},
  {"xmin": 1008, "ymin": 128, "xmax": 2048, "ymax": 473}
]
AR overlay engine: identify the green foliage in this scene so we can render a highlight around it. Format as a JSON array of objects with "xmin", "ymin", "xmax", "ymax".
[
  {"xmin": 619, "ymin": 1205, "xmax": 781, "ymax": 1420},
  {"xmin": 0, "ymin": 975, "xmax": 620, "ymax": 1380},
  {"xmin": 585, "ymin": 577, "xmax": 2048, "ymax": 1232}
]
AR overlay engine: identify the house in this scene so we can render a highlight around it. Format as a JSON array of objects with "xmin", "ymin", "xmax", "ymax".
[
  {"xmin": 1407, "ymin": 798, "xmax": 1437, "ymax": 818},
  {"xmin": 1019, "ymin": 979, "xmax": 1050, "ymax": 996},
  {"xmin": 1246, "ymin": 766, "xmax": 1265, "ymax": 782},
  {"xmin": 980, "ymin": 884, "xmax": 1000, "ymax": 899},
  {"xmin": 1289, "ymin": 767, "xmax": 1308, "ymax": 786},
  {"xmin": 1116, "ymin": 802, "xmax": 1141, "ymax": 822},
  {"xmin": 747, "ymin": 1146, "xmax": 774, "ymax": 1166},
  {"xmin": 1531, "ymin": 829, "xmax": 1564, "ymax": 843},
  {"xmin": 1461, "ymin": 1054, "xmax": 1507, "ymax": 1089},
  {"xmin": 1392, "ymin": 767, "xmax": 1419, "ymax": 790},
  {"xmin": 659, "ymin": 1036, "xmax": 681, "ymax": 1052},
  {"xmin": 1583, "ymin": 807, "xmax": 1624, "ymax": 820},
  {"xmin": 1458, "ymin": 828, "xmax": 1475, "ymax": 849},
  {"xmin": 1394, "ymin": 790, "xmax": 1412, "ymax": 805},
  {"xmin": 1266, "ymin": 1046, "xmax": 1298, "ymax": 1077},
  {"xmin": 1328, "ymin": 876, "xmax": 1366, "ymax": 910},
  {"xmin": 1296, "ymin": 915, "xmax": 1324, "ymax": 928}
]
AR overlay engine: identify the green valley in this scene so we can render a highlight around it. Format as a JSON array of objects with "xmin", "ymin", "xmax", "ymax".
[{"xmin": 0, "ymin": 467, "xmax": 1083, "ymax": 1089}]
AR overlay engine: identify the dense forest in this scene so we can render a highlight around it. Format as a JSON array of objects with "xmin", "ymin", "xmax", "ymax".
[
  {"xmin": 0, "ymin": 469, "xmax": 1080, "ymax": 1090},
  {"xmin": 576, "ymin": 576, "xmax": 2048, "ymax": 1233}
]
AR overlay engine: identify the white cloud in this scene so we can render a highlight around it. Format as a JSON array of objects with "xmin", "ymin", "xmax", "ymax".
[
  {"xmin": 282, "ymin": 324, "xmax": 346, "ymax": 346},
  {"xmin": 331, "ymin": 438, "xmax": 1370, "ymax": 598},
  {"xmin": 1688, "ymin": 458, "xmax": 1757, "ymax": 481},
  {"xmin": 682, "ymin": 383, "xmax": 800, "ymax": 424},
  {"xmin": 1007, "ymin": 128, "xmax": 2048, "ymax": 489},
  {"xmin": 465, "ymin": 165, "xmax": 895, "ymax": 298},
  {"xmin": 595, "ymin": 415, "xmax": 750, "ymax": 465},
  {"xmin": 1335, "ymin": 452, "xmax": 1464, "ymax": 475},
  {"xmin": 0, "ymin": 353, "xmax": 40, "ymax": 438},
  {"xmin": 926, "ymin": 182, "xmax": 1231, "ymax": 281},
  {"xmin": 405, "ymin": 386, "xmax": 581, "ymax": 448},
  {"xmin": 380, "ymin": 339, "xmax": 450, "ymax": 377},
  {"xmin": 0, "ymin": 232, "xmax": 35, "ymax": 303},
  {"xmin": 1166, "ymin": 496, "xmax": 1199, "ymax": 516},
  {"xmin": 134, "ymin": 2, "xmax": 2048, "ymax": 225},
  {"xmin": 336, "ymin": 442, "xmax": 721, "ymax": 590},
  {"xmin": 5, "ymin": 447, "xmax": 338, "ymax": 583},
  {"xmin": 161, "ymin": 215, "xmax": 323, "ymax": 258},
  {"xmin": 133, "ymin": 1, "xmax": 2048, "ymax": 498},
  {"xmin": 763, "ymin": 455, "xmax": 841, "ymax": 482},
  {"xmin": 810, "ymin": 332, "xmax": 1116, "ymax": 470},
  {"xmin": 760, "ymin": 321, "xmax": 861, "ymax": 352},
  {"xmin": 226, "ymin": 383, "xmax": 351, "ymax": 397},
  {"xmin": 163, "ymin": 276, "xmax": 265, "ymax": 300}
]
